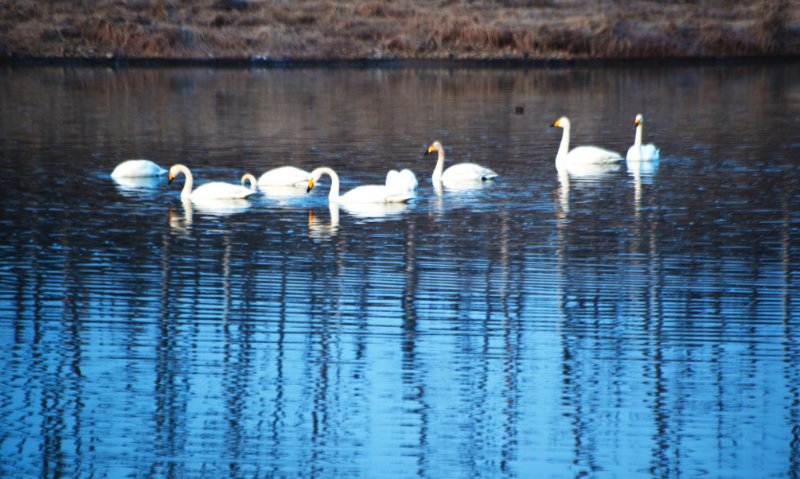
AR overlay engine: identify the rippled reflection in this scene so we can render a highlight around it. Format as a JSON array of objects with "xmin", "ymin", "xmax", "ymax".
[
  {"xmin": 112, "ymin": 174, "xmax": 166, "ymax": 194},
  {"xmin": 1, "ymin": 62, "xmax": 799, "ymax": 478}
]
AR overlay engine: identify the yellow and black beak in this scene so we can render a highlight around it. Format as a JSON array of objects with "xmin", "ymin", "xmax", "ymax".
[
  {"xmin": 168, "ymin": 172, "xmax": 175, "ymax": 184},
  {"xmin": 635, "ymin": 118, "xmax": 641, "ymax": 126},
  {"xmin": 307, "ymin": 178, "xmax": 315, "ymax": 193},
  {"xmin": 551, "ymin": 119, "xmax": 561, "ymax": 128}
]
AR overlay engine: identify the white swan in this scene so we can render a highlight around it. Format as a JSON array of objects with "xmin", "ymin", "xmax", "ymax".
[
  {"xmin": 252, "ymin": 166, "xmax": 311, "ymax": 188},
  {"xmin": 168, "ymin": 164, "xmax": 256, "ymax": 201},
  {"xmin": 626, "ymin": 114, "xmax": 660, "ymax": 162},
  {"xmin": 307, "ymin": 167, "xmax": 415, "ymax": 204},
  {"xmin": 111, "ymin": 159, "xmax": 166, "ymax": 178},
  {"xmin": 426, "ymin": 141, "xmax": 498, "ymax": 187},
  {"xmin": 242, "ymin": 173, "xmax": 310, "ymax": 199},
  {"xmin": 551, "ymin": 117, "xmax": 623, "ymax": 171}
]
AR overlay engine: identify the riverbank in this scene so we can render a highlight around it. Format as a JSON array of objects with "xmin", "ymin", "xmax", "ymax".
[{"xmin": 1, "ymin": 0, "xmax": 798, "ymax": 61}]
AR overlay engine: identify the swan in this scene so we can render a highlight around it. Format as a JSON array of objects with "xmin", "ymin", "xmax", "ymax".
[
  {"xmin": 168, "ymin": 164, "xmax": 256, "ymax": 201},
  {"xmin": 425, "ymin": 141, "xmax": 498, "ymax": 186},
  {"xmin": 242, "ymin": 173, "xmax": 310, "ymax": 200},
  {"xmin": 306, "ymin": 167, "xmax": 415, "ymax": 204},
  {"xmin": 551, "ymin": 117, "xmax": 623, "ymax": 171},
  {"xmin": 251, "ymin": 166, "xmax": 311, "ymax": 188},
  {"xmin": 111, "ymin": 159, "xmax": 166, "ymax": 178},
  {"xmin": 626, "ymin": 114, "xmax": 660, "ymax": 162}
]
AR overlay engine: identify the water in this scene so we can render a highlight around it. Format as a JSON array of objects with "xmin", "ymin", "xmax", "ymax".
[{"xmin": 1, "ymin": 62, "xmax": 799, "ymax": 478}]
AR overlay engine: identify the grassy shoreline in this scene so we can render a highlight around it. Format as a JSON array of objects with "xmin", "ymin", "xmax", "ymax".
[{"xmin": 2, "ymin": 0, "xmax": 798, "ymax": 61}]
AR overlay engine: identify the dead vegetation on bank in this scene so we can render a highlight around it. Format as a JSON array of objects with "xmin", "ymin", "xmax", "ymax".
[{"xmin": 1, "ymin": 0, "xmax": 798, "ymax": 61}]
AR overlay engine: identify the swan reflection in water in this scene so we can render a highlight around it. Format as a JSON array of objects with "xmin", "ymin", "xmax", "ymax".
[
  {"xmin": 169, "ymin": 199, "xmax": 193, "ymax": 234},
  {"xmin": 308, "ymin": 205, "xmax": 339, "ymax": 241},
  {"xmin": 555, "ymin": 162, "xmax": 622, "ymax": 216},
  {"xmin": 191, "ymin": 197, "xmax": 252, "ymax": 216},
  {"xmin": 112, "ymin": 175, "xmax": 165, "ymax": 197},
  {"xmin": 306, "ymin": 200, "xmax": 409, "ymax": 240},
  {"xmin": 627, "ymin": 153, "xmax": 660, "ymax": 222},
  {"xmin": 340, "ymin": 201, "xmax": 411, "ymax": 219},
  {"xmin": 557, "ymin": 161, "xmax": 622, "ymax": 178},
  {"xmin": 627, "ymin": 154, "xmax": 659, "ymax": 183},
  {"xmin": 261, "ymin": 185, "xmax": 309, "ymax": 200},
  {"xmin": 169, "ymin": 197, "xmax": 252, "ymax": 233}
]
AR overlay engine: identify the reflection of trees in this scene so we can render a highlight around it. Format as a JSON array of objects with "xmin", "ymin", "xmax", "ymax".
[
  {"xmin": 554, "ymin": 170, "xmax": 666, "ymax": 476},
  {"xmin": 399, "ymin": 220, "xmax": 431, "ymax": 476},
  {"xmin": 553, "ymin": 152, "xmax": 800, "ymax": 476},
  {"xmin": 496, "ymin": 211, "xmax": 523, "ymax": 473},
  {"xmin": 152, "ymin": 220, "xmax": 186, "ymax": 478}
]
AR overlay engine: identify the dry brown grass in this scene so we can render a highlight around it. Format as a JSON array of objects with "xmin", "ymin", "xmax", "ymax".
[{"xmin": 0, "ymin": 0, "xmax": 797, "ymax": 60}]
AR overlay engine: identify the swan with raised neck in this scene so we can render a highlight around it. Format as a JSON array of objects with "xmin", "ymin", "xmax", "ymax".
[
  {"xmin": 424, "ymin": 140, "xmax": 498, "ymax": 187},
  {"xmin": 551, "ymin": 117, "xmax": 623, "ymax": 172}
]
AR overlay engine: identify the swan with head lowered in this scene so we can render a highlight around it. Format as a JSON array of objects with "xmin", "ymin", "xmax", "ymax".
[
  {"xmin": 111, "ymin": 159, "xmax": 166, "ymax": 178},
  {"xmin": 306, "ymin": 167, "xmax": 416, "ymax": 204},
  {"xmin": 626, "ymin": 114, "xmax": 660, "ymax": 162},
  {"xmin": 425, "ymin": 141, "xmax": 497, "ymax": 187},
  {"xmin": 168, "ymin": 164, "xmax": 256, "ymax": 201},
  {"xmin": 244, "ymin": 166, "xmax": 311, "ymax": 189},
  {"xmin": 551, "ymin": 117, "xmax": 623, "ymax": 172}
]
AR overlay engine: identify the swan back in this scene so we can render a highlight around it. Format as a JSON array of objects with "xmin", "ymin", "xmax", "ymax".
[
  {"xmin": 192, "ymin": 182, "xmax": 256, "ymax": 200},
  {"xmin": 441, "ymin": 163, "xmax": 498, "ymax": 184},
  {"xmin": 258, "ymin": 166, "xmax": 311, "ymax": 188},
  {"xmin": 111, "ymin": 159, "xmax": 166, "ymax": 178},
  {"xmin": 566, "ymin": 146, "xmax": 623, "ymax": 165}
]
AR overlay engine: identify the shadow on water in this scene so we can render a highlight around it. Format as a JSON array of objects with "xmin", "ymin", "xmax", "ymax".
[{"xmin": 0, "ymin": 61, "xmax": 799, "ymax": 477}]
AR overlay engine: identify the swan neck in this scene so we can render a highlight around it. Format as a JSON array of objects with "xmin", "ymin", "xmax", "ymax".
[
  {"xmin": 328, "ymin": 169, "xmax": 340, "ymax": 202},
  {"xmin": 634, "ymin": 123, "xmax": 643, "ymax": 147},
  {"xmin": 313, "ymin": 167, "xmax": 340, "ymax": 202},
  {"xmin": 175, "ymin": 164, "xmax": 193, "ymax": 199},
  {"xmin": 432, "ymin": 148, "xmax": 445, "ymax": 183},
  {"xmin": 556, "ymin": 124, "xmax": 570, "ymax": 165}
]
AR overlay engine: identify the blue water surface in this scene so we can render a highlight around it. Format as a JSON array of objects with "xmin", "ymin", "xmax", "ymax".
[{"xmin": 1, "ymin": 62, "xmax": 799, "ymax": 478}]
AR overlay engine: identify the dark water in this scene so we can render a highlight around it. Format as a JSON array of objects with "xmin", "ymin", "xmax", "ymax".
[{"xmin": 1, "ymin": 62, "xmax": 799, "ymax": 478}]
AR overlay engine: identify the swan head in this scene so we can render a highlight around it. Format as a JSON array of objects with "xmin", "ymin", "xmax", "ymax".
[
  {"xmin": 552, "ymin": 117, "xmax": 570, "ymax": 129},
  {"xmin": 425, "ymin": 141, "xmax": 443, "ymax": 156},
  {"xmin": 168, "ymin": 164, "xmax": 182, "ymax": 184},
  {"xmin": 635, "ymin": 114, "xmax": 643, "ymax": 126}
]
